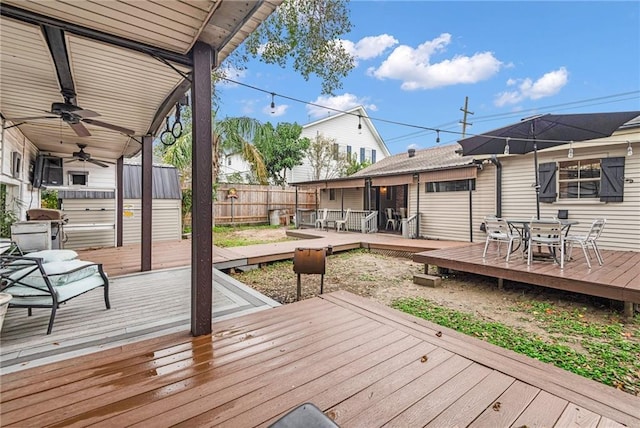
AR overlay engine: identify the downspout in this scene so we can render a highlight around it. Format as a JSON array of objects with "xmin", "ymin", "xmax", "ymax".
[
  {"xmin": 294, "ymin": 185, "xmax": 298, "ymax": 228},
  {"xmin": 468, "ymin": 178, "xmax": 473, "ymax": 243},
  {"xmin": 415, "ymin": 174, "xmax": 420, "ymax": 237},
  {"xmin": 489, "ymin": 155, "xmax": 502, "ymax": 217}
]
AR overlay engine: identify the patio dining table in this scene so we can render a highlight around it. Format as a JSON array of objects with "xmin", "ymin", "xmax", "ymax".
[{"xmin": 506, "ymin": 218, "xmax": 579, "ymax": 262}]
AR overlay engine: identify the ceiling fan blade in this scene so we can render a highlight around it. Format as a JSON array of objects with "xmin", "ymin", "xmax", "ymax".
[
  {"xmin": 82, "ymin": 119, "xmax": 135, "ymax": 136},
  {"xmin": 69, "ymin": 122, "xmax": 91, "ymax": 137},
  {"xmin": 88, "ymin": 159, "xmax": 111, "ymax": 168},
  {"xmin": 75, "ymin": 109, "xmax": 100, "ymax": 119}
]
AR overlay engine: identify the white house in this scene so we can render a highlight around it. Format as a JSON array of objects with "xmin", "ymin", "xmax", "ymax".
[{"xmin": 219, "ymin": 105, "xmax": 391, "ymax": 184}]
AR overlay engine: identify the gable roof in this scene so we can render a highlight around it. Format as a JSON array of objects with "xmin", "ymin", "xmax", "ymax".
[
  {"xmin": 303, "ymin": 106, "xmax": 391, "ymax": 156},
  {"xmin": 352, "ymin": 144, "xmax": 473, "ymax": 177}
]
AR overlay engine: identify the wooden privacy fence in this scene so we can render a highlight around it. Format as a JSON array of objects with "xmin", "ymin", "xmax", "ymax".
[{"xmin": 213, "ymin": 184, "xmax": 317, "ymax": 225}]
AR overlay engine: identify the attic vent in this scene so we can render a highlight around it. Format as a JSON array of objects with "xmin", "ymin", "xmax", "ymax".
[{"xmin": 408, "ymin": 148, "xmax": 416, "ymax": 158}]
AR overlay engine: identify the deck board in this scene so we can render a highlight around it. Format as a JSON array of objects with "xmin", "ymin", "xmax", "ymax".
[
  {"xmin": 413, "ymin": 243, "xmax": 640, "ymax": 304},
  {"xmin": 1, "ymin": 291, "xmax": 637, "ymax": 428}
]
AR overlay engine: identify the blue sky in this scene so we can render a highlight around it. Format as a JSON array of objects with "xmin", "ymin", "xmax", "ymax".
[{"xmin": 215, "ymin": 1, "xmax": 640, "ymax": 155}]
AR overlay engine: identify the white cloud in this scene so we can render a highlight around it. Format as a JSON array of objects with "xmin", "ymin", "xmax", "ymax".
[
  {"xmin": 340, "ymin": 34, "xmax": 398, "ymax": 65},
  {"xmin": 494, "ymin": 67, "xmax": 569, "ymax": 107},
  {"xmin": 368, "ymin": 33, "xmax": 502, "ymax": 90},
  {"xmin": 306, "ymin": 93, "xmax": 377, "ymax": 119},
  {"xmin": 217, "ymin": 65, "xmax": 247, "ymax": 87},
  {"xmin": 263, "ymin": 103, "xmax": 288, "ymax": 117}
]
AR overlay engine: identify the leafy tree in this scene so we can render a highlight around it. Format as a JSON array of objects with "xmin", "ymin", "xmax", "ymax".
[
  {"xmin": 237, "ymin": 0, "xmax": 354, "ymax": 95},
  {"xmin": 345, "ymin": 153, "xmax": 371, "ymax": 176},
  {"xmin": 305, "ymin": 133, "xmax": 348, "ymax": 180},
  {"xmin": 255, "ymin": 122, "xmax": 310, "ymax": 185}
]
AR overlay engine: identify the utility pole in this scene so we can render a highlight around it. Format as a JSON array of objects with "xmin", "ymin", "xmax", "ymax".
[{"xmin": 459, "ymin": 96, "xmax": 474, "ymax": 138}]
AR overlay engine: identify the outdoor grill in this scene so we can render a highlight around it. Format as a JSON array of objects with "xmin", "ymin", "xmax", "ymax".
[{"xmin": 23, "ymin": 208, "xmax": 68, "ymax": 249}]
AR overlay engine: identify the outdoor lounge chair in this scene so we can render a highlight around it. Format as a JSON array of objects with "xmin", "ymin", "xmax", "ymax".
[
  {"xmin": 482, "ymin": 217, "xmax": 521, "ymax": 261},
  {"xmin": 0, "ymin": 250, "xmax": 110, "ymax": 334},
  {"xmin": 335, "ymin": 209, "xmax": 351, "ymax": 232},
  {"xmin": 565, "ymin": 218, "xmax": 606, "ymax": 268},
  {"xmin": 315, "ymin": 208, "xmax": 328, "ymax": 230}
]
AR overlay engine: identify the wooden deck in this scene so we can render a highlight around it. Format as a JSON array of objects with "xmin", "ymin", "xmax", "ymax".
[
  {"xmin": 1, "ymin": 291, "xmax": 637, "ymax": 427},
  {"xmin": 414, "ymin": 243, "xmax": 640, "ymax": 305},
  {"xmin": 0, "ymin": 268, "xmax": 280, "ymax": 373},
  {"xmin": 76, "ymin": 229, "xmax": 467, "ymax": 277}
]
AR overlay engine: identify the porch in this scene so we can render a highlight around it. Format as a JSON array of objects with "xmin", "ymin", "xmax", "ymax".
[
  {"xmin": 414, "ymin": 243, "xmax": 640, "ymax": 315},
  {"xmin": 1, "ymin": 291, "xmax": 637, "ymax": 427}
]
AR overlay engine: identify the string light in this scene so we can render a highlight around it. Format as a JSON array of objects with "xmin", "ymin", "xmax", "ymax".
[
  {"xmin": 357, "ymin": 114, "xmax": 362, "ymax": 134},
  {"xmin": 219, "ymin": 77, "xmax": 637, "ymax": 146},
  {"xmin": 567, "ymin": 141, "xmax": 574, "ymax": 159},
  {"xmin": 436, "ymin": 130, "xmax": 440, "ymax": 143},
  {"xmin": 270, "ymin": 93, "xmax": 275, "ymax": 114},
  {"xmin": 504, "ymin": 137, "xmax": 510, "ymax": 155},
  {"xmin": 628, "ymin": 140, "xmax": 633, "ymax": 156}
]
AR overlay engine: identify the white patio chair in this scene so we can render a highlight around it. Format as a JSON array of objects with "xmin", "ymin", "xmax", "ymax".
[
  {"xmin": 482, "ymin": 217, "xmax": 522, "ymax": 261},
  {"xmin": 314, "ymin": 208, "xmax": 328, "ymax": 230},
  {"xmin": 385, "ymin": 208, "xmax": 397, "ymax": 230},
  {"xmin": 335, "ymin": 209, "xmax": 351, "ymax": 232},
  {"xmin": 527, "ymin": 219, "xmax": 565, "ymax": 269},
  {"xmin": 565, "ymin": 218, "xmax": 606, "ymax": 268}
]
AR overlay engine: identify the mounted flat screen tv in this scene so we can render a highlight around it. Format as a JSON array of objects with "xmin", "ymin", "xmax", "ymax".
[{"xmin": 32, "ymin": 154, "xmax": 63, "ymax": 188}]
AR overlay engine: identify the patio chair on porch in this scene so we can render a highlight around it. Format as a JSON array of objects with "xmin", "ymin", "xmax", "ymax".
[
  {"xmin": 315, "ymin": 208, "xmax": 328, "ymax": 230},
  {"xmin": 0, "ymin": 250, "xmax": 110, "ymax": 334},
  {"xmin": 385, "ymin": 208, "xmax": 397, "ymax": 230},
  {"xmin": 482, "ymin": 217, "xmax": 521, "ymax": 261},
  {"xmin": 565, "ymin": 218, "xmax": 606, "ymax": 268},
  {"xmin": 527, "ymin": 219, "xmax": 565, "ymax": 269},
  {"xmin": 335, "ymin": 209, "xmax": 351, "ymax": 232}
]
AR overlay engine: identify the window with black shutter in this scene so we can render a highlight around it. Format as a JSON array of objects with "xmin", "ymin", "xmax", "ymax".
[
  {"xmin": 538, "ymin": 162, "xmax": 557, "ymax": 202},
  {"xmin": 600, "ymin": 157, "xmax": 625, "ymax": 202}
]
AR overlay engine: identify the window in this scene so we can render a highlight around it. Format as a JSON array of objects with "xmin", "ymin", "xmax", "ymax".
[
  {"xmin": 329, "ymin": 188, "xmax": 336, "ymax": 200},
  {"xmin": 227, "ymin": 157, "xmax": 232, "ymax": 166},
  {"xmin": 360, "ymin": 148, "xmax": 365, "ymax": 162},
  {"xmin": 332, "ymin": 143, "xmax": 339, "ymax": 160},
  {"xmin": 346, "ymin": 145, "xmax": 352, "ymax": 159},
  {"xmin": 425, "ymin": 179, "xmax": 475, "ymax": 192},
  {"xmin": 539, "ymin": 157, "xmax": 624, "ymax": 203},
  {"xmin": 371, "ymin": 149, "xmax": 377, "ymax": 163},
  {"xmin": 68, "ymin": 171, "xmax": 89, "ymax": 186},
  {"xmin": 558, "ymin": 159, "xmax": 600, "ymax": 199}
]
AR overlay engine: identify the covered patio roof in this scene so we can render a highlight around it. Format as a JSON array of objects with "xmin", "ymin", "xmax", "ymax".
[{"xmin": 0, "ymin": 0, "xmax": 279, "ymax": 160}]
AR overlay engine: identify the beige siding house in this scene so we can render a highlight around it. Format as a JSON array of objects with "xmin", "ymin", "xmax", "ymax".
[{"xmin": 297, "ymin": 120, "xmax": 640, "ymax": 252}]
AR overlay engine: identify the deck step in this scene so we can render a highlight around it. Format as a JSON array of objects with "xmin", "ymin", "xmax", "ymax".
[{"xmin": 413, "ymin": 273, "xmax": 442, "ymax": 287}]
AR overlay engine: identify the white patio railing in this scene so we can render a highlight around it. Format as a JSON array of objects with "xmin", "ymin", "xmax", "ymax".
[
  {"xmin": 404, "ymin": 213, "xmax": 420, "ymax": 238},
  {"xmin": 361, "ymin": 211, "xmax": 379, "ymax": 234},
  {"xmin": 296, "ymin": 209, "xmax": 377, "ymax": 233}
]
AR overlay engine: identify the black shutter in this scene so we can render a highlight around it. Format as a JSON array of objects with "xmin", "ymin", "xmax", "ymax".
[
  {"xmin": 538, "ymin": 162, "xmax": 557, "ymax": 203},
  {"xmin": 600, "ymin": 157, "xmax": 625, "ymax": 202}
]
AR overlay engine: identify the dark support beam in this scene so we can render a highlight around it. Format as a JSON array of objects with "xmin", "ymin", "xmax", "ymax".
[
  {"xmin": 41, "ymin": 25, "xmax": 76, "ymax": 103},
  {"xmin": 116, "ymin": 156, "xmax": 124, "ymax": 247},
  {"xmin": 191, "ymin": 42, "xmax": 213, "ymax": 337},
  {"xmin": 141, "ymin": 135, "xmax": 153, "ymax": 271},
  {"xmin": 1, "ymin": 4, "xmax": 193, "ymax": 67},
  {"xmin": 147, "ymin": 78, "xmax": 191, "ymax": 137}
]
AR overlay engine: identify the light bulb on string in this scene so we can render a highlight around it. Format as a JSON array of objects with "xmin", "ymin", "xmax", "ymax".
[
  {"xmin": 627, "ymin": 141, "xmax": 633, "ymax": 156},
  {"xmin": 436, "ymin": 130, "xmax": 440, "ymax": 143},
  {"xmin": 567, "ymin": 141, "xmax": 574, "ymax": 159},
  {"xmin": 270, "ymin": 93, "xmax": 276, "ymax": 114},
  {"xmin": 504, "ymin": 137, "xmax": 510, "ymax": 155},
  {"xmin": 357, "ymin": 115, "xmax": 362, "ymax": 134}
]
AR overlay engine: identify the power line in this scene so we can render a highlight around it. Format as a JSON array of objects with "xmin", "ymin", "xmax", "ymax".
[{"xmin": 219, "ymin": 77, "xmax": 640, "ymax": 144}]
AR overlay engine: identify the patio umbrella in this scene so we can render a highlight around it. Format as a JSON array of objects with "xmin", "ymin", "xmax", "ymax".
[{"xmin": 458, "ymin": 111, "xmax": 640, "ymax": 218}]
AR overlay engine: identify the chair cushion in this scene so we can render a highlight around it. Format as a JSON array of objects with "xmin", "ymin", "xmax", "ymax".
[
  {"xmin": 6, "ymin": 260, "xmax": 99, "ymax": 295},
  {"xmin": 25, "ymin": 250, "xmax": 78, "ymax": 263}
]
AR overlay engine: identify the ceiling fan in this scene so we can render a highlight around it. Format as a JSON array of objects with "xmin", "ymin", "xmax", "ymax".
[
  {"xmin": 6, "ymin": 101, "xmax": 135, "ymax": 137},
  {"xmin": 64, "ymin": 144, "xmax": 114, "ymax": 168}
]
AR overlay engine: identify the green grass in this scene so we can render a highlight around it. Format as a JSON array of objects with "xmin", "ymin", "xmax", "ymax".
[
  {"xmin": 392, "ymin": 297, "xmax": 640, "ymax": 396},
  {"xmin": 213, "ymin": 224, "xmax": 294, "ymax": 247}
]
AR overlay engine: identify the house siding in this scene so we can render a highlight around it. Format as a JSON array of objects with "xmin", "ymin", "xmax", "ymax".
[
  {"xmin": 319, "ymin": 187, "xmax": 364, "ymax": 210},
  {"xmin": 122, "ymin": 199, "xmax": 182, "ymax": 245},
  {"xmin": 60, "ymin": 198, "xmax": 115, "ymax": 250},
  {"xmin": 1, "ymin": 125, "xmax": 41, "ymax": 219},
  {"xmin": 500, "ymin": 141, "xmax": 640, "ymax": 251}
]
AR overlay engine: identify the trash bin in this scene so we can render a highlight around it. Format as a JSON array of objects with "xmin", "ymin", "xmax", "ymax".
[{"xmin": 269, "ymin": 209, "xmax": 280, "ymax": 226}]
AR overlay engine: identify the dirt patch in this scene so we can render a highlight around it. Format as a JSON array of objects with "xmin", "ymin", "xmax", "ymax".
[{"xmin": 235, "ymin": 249, "xmax": 632, "ymax": 339}]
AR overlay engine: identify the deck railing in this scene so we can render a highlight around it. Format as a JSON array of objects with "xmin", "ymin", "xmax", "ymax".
[
  {"xmin": 361, "ymin": 211, "xmax": 379, "ymax": 234},
  {"xmin": 404, "ymin": 213, "xmax": 420, "ymax": 238}
]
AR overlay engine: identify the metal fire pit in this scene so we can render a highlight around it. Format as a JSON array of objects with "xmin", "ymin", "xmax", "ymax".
[{"xmin": 293, "ymin": 246, "xmax": 332, "ymax": 301}]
